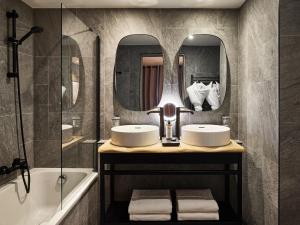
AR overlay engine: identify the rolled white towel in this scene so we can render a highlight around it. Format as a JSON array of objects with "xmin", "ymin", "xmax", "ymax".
[
  {"xmin": 206, "ymin": 82, "xmax": 220, "ymax": 110},
  {"xmin": 130, "ymin": 214, "xmax": 171, "ymax": 221},
  {"xmin": 186, "ymin": 82, "xmax": 209, "ymax": 111},
  {"xmin": 177, "ymin": 212, "xmax": 219, "ymax": 221},
  {"xmin": 176, "ymin": 189, "xmax": 219, "ymax": 213},
  {"xmin": 128, "ymin": 190, "xmax": 172, "ymax": 214}
]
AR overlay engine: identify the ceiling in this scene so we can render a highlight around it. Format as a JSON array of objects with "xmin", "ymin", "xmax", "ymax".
[{"xmin": 23, "ymin": 0, "xmax": 247, "ymax": 9}]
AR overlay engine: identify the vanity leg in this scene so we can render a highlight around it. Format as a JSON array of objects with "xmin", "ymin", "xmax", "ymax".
[
  {"xmin": 110, "ymin": 164, "xmax": 115, "ymax": 203},
  {"xmin": 225, "ymin": 164, "xmax": 230, "ymax": 203},
  {"xmin": 99, "ymin": 155, "xmax": 105, "ymax": 224},
  {"xmin": 237, "ymin": 156, "xmax": 243, "ymax": 222}
]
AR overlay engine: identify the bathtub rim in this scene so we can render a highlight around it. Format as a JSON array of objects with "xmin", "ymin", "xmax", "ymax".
[
  {"xmin": 0, "ymin": 168, "xmax": 98, "ymax": 225},
  {"xmin": 44, "ymin": 168, "xmax": 98, "ymax": 225}
]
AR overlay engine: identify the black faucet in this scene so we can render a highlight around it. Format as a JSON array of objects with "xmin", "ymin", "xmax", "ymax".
[
  {"xmin": 0, "ymin": 166, "xmax": 8, "ymax": 175},
  {"xmin": 175, "ymin": 107, "xmax": 194, "ymax": 139},
  {"xmin": 0, "ymin": 158, "xmax": 29, "ymax": 175},
  {"xmin": 147, "ymin": 107, "xmax": 164, "ymax": 139}
]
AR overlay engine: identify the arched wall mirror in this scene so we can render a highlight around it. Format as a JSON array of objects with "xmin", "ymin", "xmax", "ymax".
[
  {"xmin": 177, "ymin": 34, "xmax": 228, "ymax": 112},
  {"xmin": 114, "ymin": 34, "xmax": 164, "ymax": 111},
  {"xmin": 62, "ymin": 35, "xmax": 83, "ymax": 110}
]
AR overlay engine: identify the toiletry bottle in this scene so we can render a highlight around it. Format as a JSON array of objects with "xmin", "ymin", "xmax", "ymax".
[
  {"xmin": 166, "ymin": 120, "xmax": 172, "ymax": 140},
  {"xmin": 112, "ymin": 116, "xmax": 120, "ymax": 127}
]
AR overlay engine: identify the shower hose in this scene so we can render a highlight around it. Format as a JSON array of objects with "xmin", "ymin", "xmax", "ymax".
[{"xmin": 14, "ymin": 44, "xmax": 31, "ymax": 194}]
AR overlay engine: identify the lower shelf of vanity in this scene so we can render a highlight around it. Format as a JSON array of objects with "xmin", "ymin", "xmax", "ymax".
[{"xmin": 104, "ymin": 201, "xmax": 242, "ymax": 225}]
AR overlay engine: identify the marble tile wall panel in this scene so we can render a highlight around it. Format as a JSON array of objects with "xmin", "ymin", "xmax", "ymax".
[
  {"xmin": 279, "ymin": 0, "xmax": 300, "ymax": 224},
  {"xmin": 0, "ymin": 0, "xmax": 34, "ymax": 185},
  {"xmin": 238, "ymin": 0, "xmax": 279, "ymax": 224},
  {"xmin": 33, "ymin": 9, "xmax": 61, "ymax": 168}
]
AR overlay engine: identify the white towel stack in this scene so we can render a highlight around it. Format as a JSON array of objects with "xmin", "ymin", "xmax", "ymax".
[
  {"xmin": 128, "ymin": 189, "xmax": 172, "ymax": 221},
  {"xmin": 176, "ymin": 189, "xmax": 219, "ymax": 221}
]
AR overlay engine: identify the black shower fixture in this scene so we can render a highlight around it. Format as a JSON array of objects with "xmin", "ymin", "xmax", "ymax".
[
  {"xmin": 2, "ymin": 10, "xmax": 43, "ymax": 194},
  {"xmin": 18, "ymin": 26, "xmax": 43, "ymax": 45},
  {"xmin": 7, "ymin": 10, "xmax": 43, "ymax": 78}
]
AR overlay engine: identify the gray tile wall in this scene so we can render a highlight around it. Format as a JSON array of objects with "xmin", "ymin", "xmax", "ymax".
[
  {"xmin": 33, "ymin": 9, "xmax": 62, "ymax": 168},
  {"xmin": 279, "ymin": 0, "xmax": 300, "ymax": 224},
  {"xmin": 238, "ymin": 0, "xmax": 279, "ymax": 224},
  {"xmin": 0, "ymin": 0, "xmax": 34, "ymax": 186}
]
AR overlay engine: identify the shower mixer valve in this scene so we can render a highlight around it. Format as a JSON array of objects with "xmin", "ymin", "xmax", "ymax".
[{"xmin": 0, "ymin": 158, "xmax": 29, "ymax": 176}]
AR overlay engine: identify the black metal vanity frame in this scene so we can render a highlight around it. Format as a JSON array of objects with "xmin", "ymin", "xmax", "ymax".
[{"xmin": 99, "ymin": 152, "xmax": 243, "ymax": 225}]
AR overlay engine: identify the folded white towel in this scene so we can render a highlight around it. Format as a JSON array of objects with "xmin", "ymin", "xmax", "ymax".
[
  {"xmin": 176, "ymin": 189, "xmax": 219, "ymax": 213},
  {"xmin": 176, "ymin": 189, "xmax": 214, "ymax": 199},
  {"xmin": 177, "ymin": 212, "xmax": 219, "ymax": 221},
  {"xmin": 131, "ymin": 189, "xmax": 171, "ymax": 200},
  {"xmin": 128, "ymin": 190, "xmax": 172, "ymax": 214},
  {"xmin": 130, "ymin": 214, "xmax": 171, "ymax": 221}
]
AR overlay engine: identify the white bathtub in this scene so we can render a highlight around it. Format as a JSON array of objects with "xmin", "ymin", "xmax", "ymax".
[{"xmin": 0, "ymin": 168, "xmax": 97, "ymax": 225}]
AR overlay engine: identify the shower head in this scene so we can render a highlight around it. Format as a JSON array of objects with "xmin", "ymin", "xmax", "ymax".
[
  {"xmin": 30, "ymin": 26, "xmax": 43, "ymax": 33},
  {"xmin": 18, "ymin": 26, "xmax": 43, "ymax": 45}
]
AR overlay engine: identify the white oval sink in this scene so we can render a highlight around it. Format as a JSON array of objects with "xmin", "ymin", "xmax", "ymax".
[
  {"xmin": 111, "ymin": 125, "xmax": 160, "ymax": 147},
  {"xmin": 181, "ymin": 124, "xmax": 230, "ymax": 147},
  {"xmin": 62, "ymin": 124, "xmax": 73, "ymax": 144}
]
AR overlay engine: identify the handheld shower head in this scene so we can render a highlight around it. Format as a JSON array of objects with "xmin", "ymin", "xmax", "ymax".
[
  {"xmin": 30, "ymin": 26, "xmax": 43, "ymax": 33},
  {"xmin": 18, "ymin": 26, "xmax": 43, "ymax": 45}
]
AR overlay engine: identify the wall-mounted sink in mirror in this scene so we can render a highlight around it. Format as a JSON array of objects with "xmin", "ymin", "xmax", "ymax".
[
  {"xmin": 114, "ymin": 34, "xmax": 164, "ymax": 111},
  {"xmin": 62, "ymin": 35, "xmax": 83, "ymax": 110},
  {"xmin": 177, "ymin": 34, "xmax": 228, "ymax": 112}
]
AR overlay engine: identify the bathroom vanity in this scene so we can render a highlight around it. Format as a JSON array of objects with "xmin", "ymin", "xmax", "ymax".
[
  {"xmin": 98, "ymin": 140, "xmax": 245, "ymax": 225},
  {"xmin": 101, "ymin": 32, "xmax": 245, "ymax": 225}
]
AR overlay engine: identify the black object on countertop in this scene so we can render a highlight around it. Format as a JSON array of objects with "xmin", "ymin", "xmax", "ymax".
[{"xmin": 162, "ymin": 137, "xmax": 180, "ymax": 146}]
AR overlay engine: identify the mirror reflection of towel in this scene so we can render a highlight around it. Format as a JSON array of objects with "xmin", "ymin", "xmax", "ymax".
[
  {"xmin": 186, "ymin": 82, "xmax": 209, "ymax": 111},
  {"xmin": 206, "ymin": 82, "xmax": 220, "ymax": 110},
  {"xmin": 72, "ymin": 81, "xmax": 79, "ymax": 104},
  {"xmin": 62, "ymin": 86, "xmax": 66, "ymax": 97}
]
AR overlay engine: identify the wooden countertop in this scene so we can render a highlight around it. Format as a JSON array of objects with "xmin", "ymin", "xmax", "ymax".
[
  {"xmin": 98, "ymin": 139, "xmax": 245, "ymax": 154},
  {"xmin": 62, "ymin": 136, "xmax": 84, "ymax": 151}
]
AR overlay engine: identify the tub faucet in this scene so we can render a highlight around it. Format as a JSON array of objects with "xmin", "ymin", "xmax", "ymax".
[
  {"xmin": 0, "ymin": 158, "xmax": 28, "ymax": 176},
  {"xmin": 176, "ymin": 107, "xmax": 194, "ymax": 139},
  {"xmin": 58, "ymin": 175, "xmax": 67, "ymax": 185},
  {"xmin": 0, "ymin": 166, "xmax": 8, "ymax": 175},
  {"xmin": 147, "ymin": 107, "xmax": 164, "ymax": 139}
]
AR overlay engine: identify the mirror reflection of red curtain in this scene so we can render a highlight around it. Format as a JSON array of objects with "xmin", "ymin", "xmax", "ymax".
[
  {"xmin": 178, "ymin": 64, "xmax": 184, "ymax": 97},
  {"xmin": 142, "ymin": 65, "xmax": 163, "ymax": 110}
]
